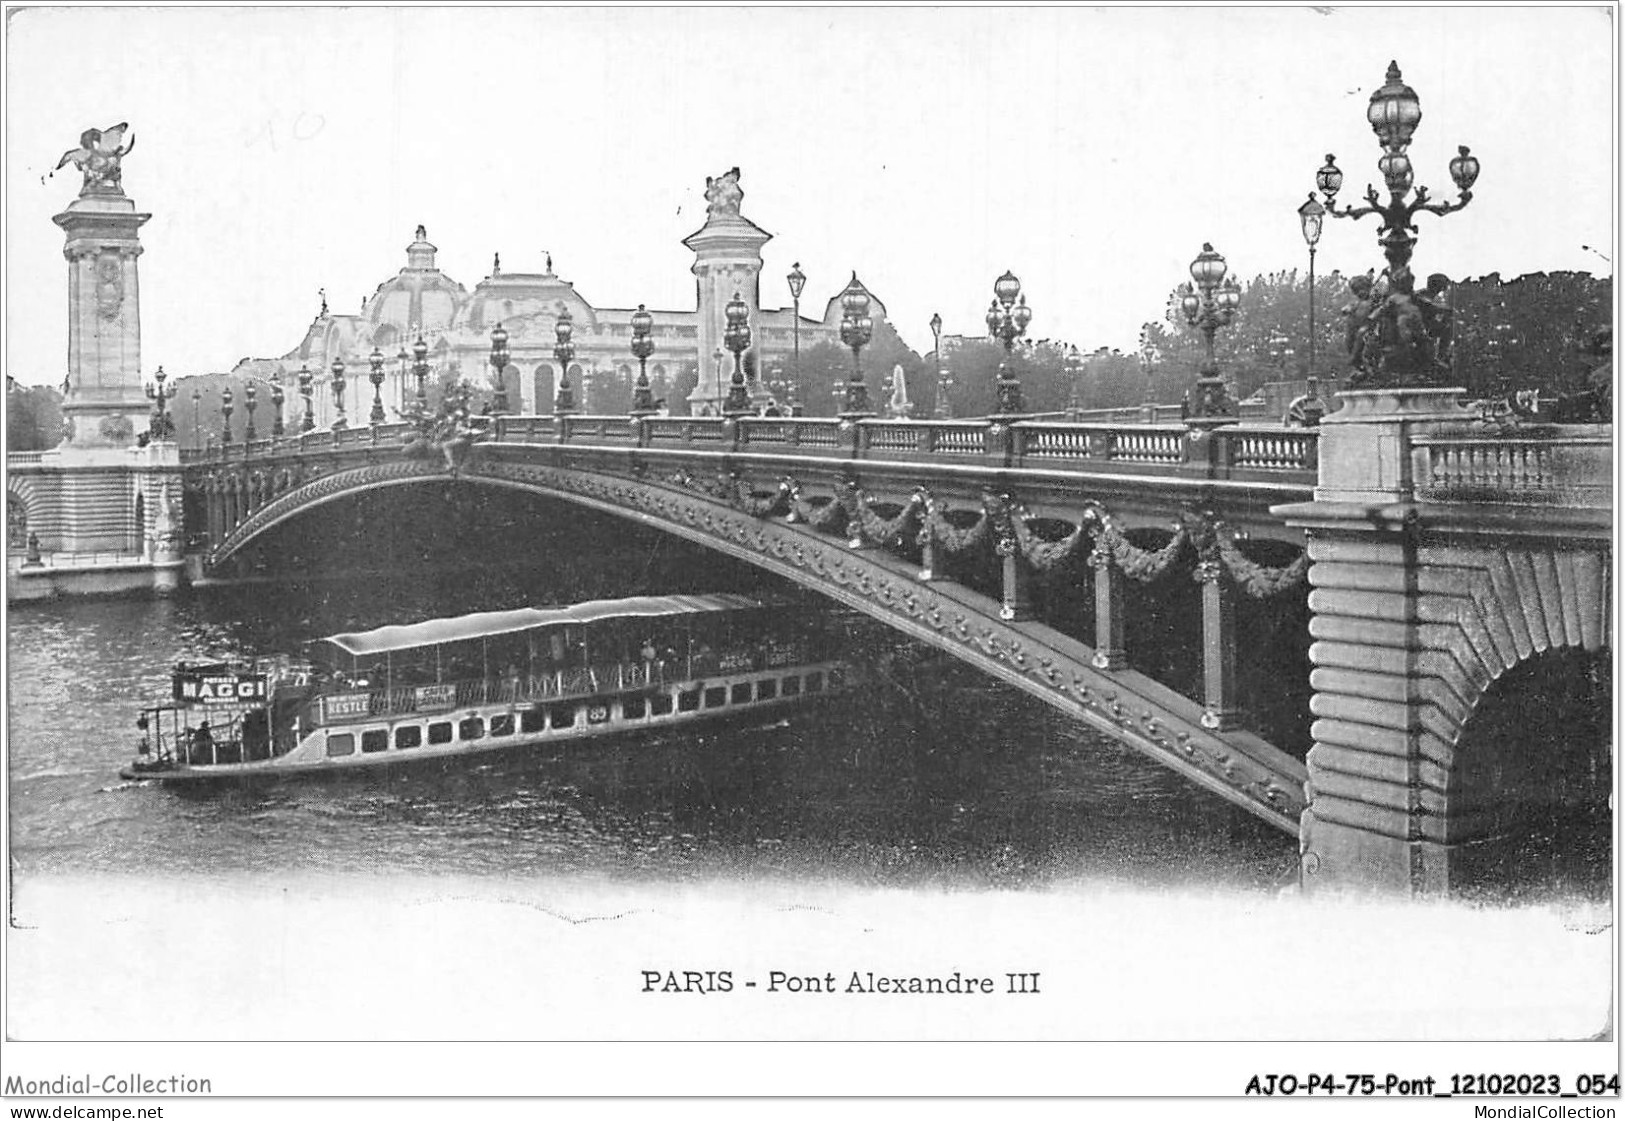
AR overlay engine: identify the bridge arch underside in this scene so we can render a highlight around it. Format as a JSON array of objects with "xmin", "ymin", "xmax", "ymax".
[
  {"xmin": 1302, "ymin": 533, "xmax": 1612, "ymax": 895},
  {"xmin": 206, "ymin": 458, "xmax": 1313, "ymax": 834}
]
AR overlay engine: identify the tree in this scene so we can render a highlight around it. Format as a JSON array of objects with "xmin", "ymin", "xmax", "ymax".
[
  {"xmin": 1448, "ymin": 271, "xmax": 1612, "ymax": 399},
  {"xmin": 6, "ymin": 383, "xmax": 64, "ymax": 450}
]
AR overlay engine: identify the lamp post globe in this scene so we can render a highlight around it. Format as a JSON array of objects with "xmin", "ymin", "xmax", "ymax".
[
  {"xmin": 368, "ymin": 347, "xmax": 387, "ymax": 426},
  {"xmin": 553, "ymin": 307, "xmax": 577, "ymax": 414},
  {"xmin": 412, "ymin": 336, "xmax": 430, "ymax": 408},
  {"xmin": 722, "ymin": 291, "xmax": 753, "ymax": 416},
  {"xmin": 930, "ymin": 312, "xmax": 949, "ymax": 419},
  {"xmin": 488, "ymin": 323, "xmax": 510, "ymax": 415},
  {"xmin": 1313, "ymin": 61, "xmax": 1478, "ymax": 387},
  {"xmin": 297, "ymin": 363, "xmax": 315, "ymax": 432},
  {"xmin": 836, "ymin": 273, "xmax": 874, "ymax": 417},
  {"xmin": 220, "ymin": 383, "xmax": 234, "ymax": 446},
  {"xmin": 270, "ymin": 369, "xmax": 286, "ymax": 437},
  {"xmin": 243, "ymin": 380, "xmax": 258, "ymax": 443},
  {"xmin": 987, "ymin": 271, "xmax": 1032, "ymax": 415},
  {"xmin": 1179, "ymin": 243, "xmax": 1241, "ymax": 430},
  {"xmin": 630, "ymin": 304, "xmax": 658, "ymax": 416},
  {"xmin": 787, "ymin": 263, "xmax": 806, "ymax": 414}
]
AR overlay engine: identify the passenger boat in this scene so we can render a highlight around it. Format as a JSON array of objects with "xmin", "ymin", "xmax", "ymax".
[{"xmin": 121, "ymin": 593, "xmax": 847, "ymax": 784}]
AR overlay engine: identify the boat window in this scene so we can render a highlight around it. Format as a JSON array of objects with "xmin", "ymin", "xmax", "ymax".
[
  {"xmin": 651, "ymin": 693, "xmax": 674, "ymax": 716},
  {"xmin": 490, "ymin": 714, "xmax": 515, "ymax": 737},
  {"xmin": 396, "ymin": 725, "xmax": 423, "ymax": 749},
  {"xmin": 677, "ymin": 689, "xmax": 700, "ymax": 713},
  {"xmin": 326, "ymin": 733, "xmax": 355, "ymax": 757},
  {"xmin": 756, "ymin": 678, "xmax": 778, "ymax": 701},
  {"xmin": 731, "ymin": 682, "xmax": 752, "ymax": 705},
  {"xmin": 806, "ymin": 671, "xmax": 825, "ymax": 694},
  {"xmin": 459, "ymin": 716, "xmax": 485, "ymax": 741},
  {"xmin": 622, "ymin": 696, "xmax": 647, "ymax": 720},
  {"xmin": 782, "ymin": 675, "xmax": 801, "ymax": 697},
  {"xmin": 704, "ymin": 686, "xmax": 728, "ymax": 709},
  {"xmin": 361, "ymin": 729, "xmax": 389, "ymax": 753},
  {"xmin": 521, "ymin": 707, "xmax": 548, "ymax": 733},
  {"xmin": 428, "ymin": 722, "xmax": 453, "ymax": 745},
  {"xmin": 549, "ymin": 705, "xmax": 575, "ymax": 729}
]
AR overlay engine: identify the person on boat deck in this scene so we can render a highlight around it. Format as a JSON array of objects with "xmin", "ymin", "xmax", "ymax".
[
  {"xmin": 190, "ymin": 720, "xmax": 214, "ymax": 764},
  {"xmin": 640, "ymin": 638, "xmax": 657, "ymax": 668}
]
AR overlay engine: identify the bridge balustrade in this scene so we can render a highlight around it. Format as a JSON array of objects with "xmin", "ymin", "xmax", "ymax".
[{"xmin": 1414, "ymin": 430, "xmax": 1611, "ymax": 507}]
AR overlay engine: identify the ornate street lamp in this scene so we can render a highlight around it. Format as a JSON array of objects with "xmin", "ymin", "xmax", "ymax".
[
  {"xmin": 837, "ymin": 272, "xmax": 874, "ymax": 416},
  {"xmin": 243, "ymin": 380, "xmax": 258, "ymax": 442},
  {"xmin": 396, "ymin": 347, "xmax": 410, "ymax": 410},
  {"xmin": 220, "ymin": 383, "xmax": 234, "ymax": 446},
  {"xmin": 369, "ymin": 347, "xmax": 387, "ymax": 425},
  {"xmin": 986, "ymin": 271, "xmax": 1033, "ymax": 414},
  {"xmin": 488, "ymin": 323, "xmax": 510, "ymax": 415},
  {"xmin": 329, "ymin": 356, "xmax": 348, "ymax": 430},
  {"xmin": 722, "ymin": 292, "xmax": 754, "ymax": 416},
  {"xmin": 298, "ymin": 363, "xmax": 315, "ymax": 432},
  {"xmin": 191, "ymin": 387, "xmax": 201, "ymax": 447},
  {"xmin": 629, "ymin": 304, "xmax": 658, "ymax": 415},
  {"xmin": 1178, "ymin": 242, "xmax": 1242, "ymax": 429},
  {"xmin": 553, "ymin": 307, "xmax": 577, "ymax": 413},
  {"xmin": 787, "ymin": 262, "xmax": 806, "ymax": 413},
  {"xmin": 1314, "ymin": 60, "xmax": 1479, "ymax": 385},
  {"xmin": 412, "ymin": 336, "xmax": 430, "ymax": 408},
  {"xmin": 1065, "ymin": 345, "xmax": 1084, "ymax": 418},
  {"xmin": 145, "ymin": 365, "xmax": 177, "ymax": 440},
  {"xmin": 930, "ymin": 312, "xmax": 951, "ymax": 419},
  {"xmin": 270, "ymin": 369, "xmax": 285, "ymax": 437},
  {"xmin": 1296, "ymin": 193, "xmax": 1327, "ymax": 424}
]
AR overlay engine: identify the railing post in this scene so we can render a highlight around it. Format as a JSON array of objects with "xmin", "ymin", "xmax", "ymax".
[
  {"xmin": 1197, "ymin": 561, "xmax": 1240, "ymax": 730},
  {"xmin": 985, "ymin": 419, "xmax": 1013, "ymax": 467},
  {"xmin": 1089, "ymin": 546, "xmax": 1128, "ymax": 670},
  {"xmin": 993, "ymin": 510, "xmax": 1030, "ymax": 621}
]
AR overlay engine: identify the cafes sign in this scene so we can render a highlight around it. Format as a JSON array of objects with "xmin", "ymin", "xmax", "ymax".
[{"xmin": 413, "ymin": 684, "xmax": 457, "ymax": 712}]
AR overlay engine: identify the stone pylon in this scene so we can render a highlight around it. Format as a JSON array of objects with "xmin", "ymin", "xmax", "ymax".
[
  {"xmin": 53, "ymin": 179, "xmax": 152, "ymax": 449},
  {"xmin": 683, "ymin": 168, "xmax": 770, "ymax": 415}
]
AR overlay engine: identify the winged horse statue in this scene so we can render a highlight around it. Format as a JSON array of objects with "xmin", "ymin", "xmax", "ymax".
[{"xmin": 55, "ymin": 123, "xmax": 135, "ymax": 193}]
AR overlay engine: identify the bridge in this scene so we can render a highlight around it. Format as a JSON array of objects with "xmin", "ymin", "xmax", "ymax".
[
  {"xmin": 22, "ymin": 391, "xmax": 1595, "ymax": 897},
  {"xmin": 8, "ymin": 108, "xmax": 1611, "ymax": 899}
]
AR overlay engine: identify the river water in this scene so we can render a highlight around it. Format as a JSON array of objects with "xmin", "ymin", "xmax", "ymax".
[{"xmin": 8, "ymin": 575, "xmax": 1296, "ymax": 891}]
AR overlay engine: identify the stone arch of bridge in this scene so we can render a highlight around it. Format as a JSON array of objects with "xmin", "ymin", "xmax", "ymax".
[
  {"xmin": 205, "ymin": 458, "xmax": 1309, "ymax": 833},
  {"xmin": 1301, "ymin": 535, "xmax": 1612, "ymax": 891}
]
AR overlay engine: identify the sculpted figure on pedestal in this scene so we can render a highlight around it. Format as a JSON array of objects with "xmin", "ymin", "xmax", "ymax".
[
  {"xmin": 704, "ymin": 167, "xmax": 744, "ymax": 219},
  {"xmin": 55, "ymin": 123, "xmax": 135, "ymax": 194}
]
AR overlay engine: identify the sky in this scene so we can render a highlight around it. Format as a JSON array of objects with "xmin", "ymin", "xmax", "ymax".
[{"xmin": 3, "ymin": 4, "xmax": 1616, "ymax": 389}]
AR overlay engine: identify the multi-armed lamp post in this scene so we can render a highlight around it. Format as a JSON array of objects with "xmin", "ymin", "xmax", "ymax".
[
  {"xmin": 1314, "ymin": 60, "xmax": 1478, "ymax": 385},
  {"xmin": 1177, "ymin": 243, "xmax": 1242, "ymax": 428},
  {"xmin": 986, "ymin": 271, "xmax": 1033, "ymax": 414},
  {"xmin": 411, "ymin": 336, "xmax": 430, "ymax": 409},
  {"xmin": 243, "ymin": 380, "xmax": 258, "ymax": 442},
  {"xmin": 488, "ymin": 323, "xmax": 510, "ymax": 415},
  {"xmin": 722, "ymin": 292, "xmax": 754, "ymax": 416},
  {"xmin": 553, "ymin": 307, "xmax": 577, "ymax": 413},
  {"xmin": 220, "ymin": 384, "xmax": 234, "ymax": 446},
  {"xmin": 329, "ymin": 356, "xmax": 348, "ymax": 430},
  {"xmin": 145, "ymin": 365, "xmax": 177, "ymax": 439},
  {"xmin": 629, "ymin": 304, "xmax": 658, "ymax": 415},
  {"xmin": 368, "ymin": 347, "xmax": 387, "ymax": 426},
  {"xmin": 270, "ymin": 368, "xmax": 285, "ymax": 437},
  {"xmin": 837, "ymin": 273, "xmax": 874, "ymax": 417},
  {"xmin": 298, "ymin": 363, "xmax": 315, "ymax": 432}
]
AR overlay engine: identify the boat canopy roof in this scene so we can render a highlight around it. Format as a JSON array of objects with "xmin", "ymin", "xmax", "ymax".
[{"xmin": 319, "ymin": 593, "xmax": 777, "ymax": 658}]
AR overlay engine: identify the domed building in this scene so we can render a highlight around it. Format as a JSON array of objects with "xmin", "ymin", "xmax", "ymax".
[{"xmin": 230, "ymin": 171, "xmax": 886, "ymax": 426}]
